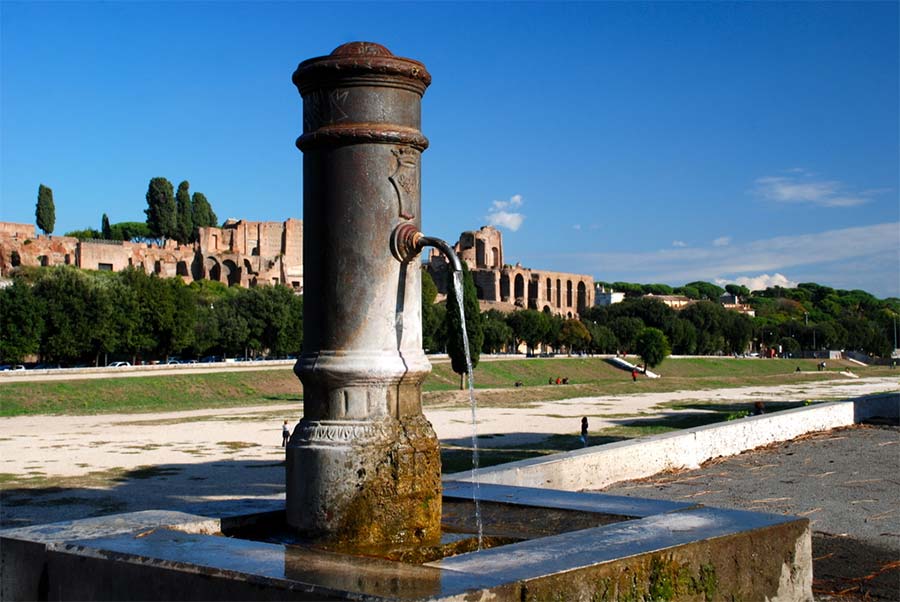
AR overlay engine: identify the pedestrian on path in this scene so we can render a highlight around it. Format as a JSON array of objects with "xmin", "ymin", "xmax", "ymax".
[
  {"xmin": 282, "ymin": 420, "xmax": 291, "ymax": 447},
  {"xmin": 580, "ymin": 417, "xmax": 589, "ymax": 447},
  {"xmin": 632, "ymin": 368, "xmax": 638, "ymax": 382}
]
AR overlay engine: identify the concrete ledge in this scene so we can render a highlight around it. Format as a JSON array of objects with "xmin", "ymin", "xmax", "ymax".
[{"xmin": 445, "ymin": 394, "xmax": 899, "ymax": 491}]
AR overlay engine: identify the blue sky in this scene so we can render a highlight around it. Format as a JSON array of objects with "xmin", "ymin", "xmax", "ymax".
[{"xmin": 2, "ymin": 1, "xmax": 898, "ymax": 297}]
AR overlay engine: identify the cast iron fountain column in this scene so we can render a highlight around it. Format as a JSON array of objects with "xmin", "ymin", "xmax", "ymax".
[{"xmin": 286, "ymin": 42, "xmax": 441, "ymax": 547}]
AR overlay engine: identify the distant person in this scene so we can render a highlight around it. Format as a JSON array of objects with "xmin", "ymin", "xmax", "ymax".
[
  {"xmin": 562, "ymin": 377, "xmax": 569, "ymax": 385},
  {"xmin": 632, "ymin": 368, "xmax": 638, "ymax": 382},
  {"xmin": 580, "ymin": 417, "xmax": 589, "ymax": 447},
  {"xmin": 282, "ymin": 420, "xmax": 291, "ymax": 447},
  {"xmin": 548, "ymin": 377, "xmax": 554, "ymax": 385},
  {"xmin": 556, "ymin": 377, "xmax": 561, "ymax": 385},
  {"xmin": 753, "ymin": 401, "xmax": 766, "ymax": 415},
  {"xmin": 514, "ymin": 380, "xmax": 523, "ymax": 387}
]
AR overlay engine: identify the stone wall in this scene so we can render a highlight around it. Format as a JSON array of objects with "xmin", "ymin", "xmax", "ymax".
[
  {"xmin": 427, "ymin": 225, "xmax": 594, "ymax": 318},
  {"xmin": 0, "ymin": 220, "xmax": 303, "ymax": 291}
]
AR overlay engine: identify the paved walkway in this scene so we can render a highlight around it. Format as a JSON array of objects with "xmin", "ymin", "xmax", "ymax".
[{"xmin": 602, "ymin": 424, "xmax": 900, "ymax": 601}]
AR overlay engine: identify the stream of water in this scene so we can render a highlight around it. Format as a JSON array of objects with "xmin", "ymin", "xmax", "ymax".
[{"xmin": 451, "ymin": 270, "xmax": 483, "ymax": 548}]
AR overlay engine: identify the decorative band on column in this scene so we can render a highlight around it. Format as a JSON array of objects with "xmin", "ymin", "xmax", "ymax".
[
  {"xmin": 294, "ymin": 419, "xmax": 393, "ymax": 444},
  {"xmin": 296, "ymin": 124, "xmax": 429, "ymax": 152}
]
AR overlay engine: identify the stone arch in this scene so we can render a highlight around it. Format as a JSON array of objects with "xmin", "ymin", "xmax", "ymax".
[
  {"xmin": 546, "ymin": 278, "xmax": 552, "ymax": 301},
  {"xmin": 10, "ymin": 250, "xmax": 21, "ymax": 267},
  {"xmin": 223, "ymin": 259, "xmax": 240, "ymax": 286},
  {"xmin": 206, "ymin": 257, "xmax": 221, "ymax": 282},
  {"xmin": 556, "ymin": 279, "xmax": 562, "ymax": 308},
  {"xmin": 38, "ymin": 255, "xmax": 49, "ymax": 267},
  {"xmin": 475, "ymin": 239, "xmax": 486, "ymax": 268},
  {"xmin": 176, "ymin": 261, "xmax": 189, "ymax": 277},
  {"xmin": 500, "ymin": 273, "xmax": 510, "ymax": 302},
  {"xmin": 191, "ymin": 254, "xmax": 204, "ymax": 280},
  {"xmin": 243, "ymin": 258, "xmax": 254, "ymax": 275},
  {"xmin": 566, "ymin": 280, "xmax": 573, "ymax": 307},
  {"xmin": 542, "ymin": 305, "xmax": 552, "ymax": 314},
  {"xmin": 528, "ymin": 278, "xmax": 539, "ymax": 309},
  {"xmin": 577, "ymin": 281, "xmax": 587, "ymax": 315},
  {"xmin": 514, "ymin": 274, "xmax": 525, "ymax": 304},
  {"xmin": 474, "ymin": 283, "xmax": 484, "ymax": 299},
  {"xmin": 491, "ymin": 247, "xmax": 500, "ymax": 268}
]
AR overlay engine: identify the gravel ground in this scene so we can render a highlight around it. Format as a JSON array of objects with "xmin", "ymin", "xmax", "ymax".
[{"xmin": 602, "ymin": 423, "xmax": 900, "ymax": 601}]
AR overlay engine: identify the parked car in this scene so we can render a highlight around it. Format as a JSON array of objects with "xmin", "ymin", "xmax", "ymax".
[
  {"xmin": 11, "ymin": 365, "xmax": 26, "ymax": 371},
  {"xmin": 109, "ymin": 361, "xmax": 131, "ymax": 368}
]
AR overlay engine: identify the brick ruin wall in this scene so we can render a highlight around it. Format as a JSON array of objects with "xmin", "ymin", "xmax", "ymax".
[
  {"xmin": 427, "ymin": 225, "xmax": 594, "ymax": 318},
  {"xmin": 0, "ymin": 219, "xmax": 303, "ymax": 291}
]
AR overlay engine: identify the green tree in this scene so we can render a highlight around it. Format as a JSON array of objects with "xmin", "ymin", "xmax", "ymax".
[
  {"xmin": 175, "ymin": 181, "xmax": 194, "ymax": 244},
  {"xmin": 421, "ymin": 270, "xmax": 443, "ymax": 352},
  {"xmin": 63, "ymin": 228, "xmax": 102, "ymax": 240},
  {"xmin": 481, "ymin": 309, "xmax": 513, "ymax": 354},
  {"xmin": 144, "ymin": 177, "xmax": 177, "ymax": 240},
  {"xmin": 507, "ymin": 309, "xmax": 549, "ymax": 355},
  {"xmin": 636, "ymin": 327, "xmax": 671, "ymax": 369},
  {"xmin": 584, "ymin": 321, "xmax": 617, "ymax": 354},
  {"xmin": 0, "ymin": 279, "xmax": 43, "ymax": 362},
  {"xmin": 444, "ymin": 265, "xmax": 483, "ymax": 388},
  {"xmin": 36, "ymin": 184, "xmax": 55, "ymax": 234},
  {"xmin": 101, "ymin": 214, "xmax": 112, "ymax": 239},
  {"xmin": 610, "ymin": 316, "xmax": 645, "ymax": 354},
  {"xmin": 559, "ymin": 318, "xmax": 591, "ymax": 354},
  {"xmin": 110, "ymin": 221, "xmax": 154, "ymax": 242},
  {"xmin": 191, "ymin": 191, "xmax": 218, "ymax": 240},
  {"xmin": 33, "ymin": 267, "xmax": 96, "ymax": 364},
  {"xmin": 725, "ymin": 284, "xmax": 751, "ymax": 298}
]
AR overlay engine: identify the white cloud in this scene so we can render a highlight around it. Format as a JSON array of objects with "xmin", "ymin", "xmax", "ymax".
[
  {"xmin": 487, "ymin": 210, "xmax": 525, "ymax": 231},
  {"xmin": 572, "ymin": 224, "xmax": 582, "ymax": 230},
  {"xmin": 490, "ymin": 194, "xmax": 523, "ymax": 211},
  {"xmin": 486, "ymin": 194, "xmax": 525, "ymax": 231},
  {"xmin": 712, "ymin": 236, "xmax": 731, "ymax": 247},
  {"xmin": 754, "ymin": 171, "xmax": 878, "ymax": 207},
  {"xmin": 672, "ymin": 240, "xmax": 687, "ymax": 247},
  {"xmin": 559, "ymin": 222, "xmax": 900, "ymax": 296},
  {"xmin": 716, "ymin": 273, "xmax": 798, "ymax": 291}
]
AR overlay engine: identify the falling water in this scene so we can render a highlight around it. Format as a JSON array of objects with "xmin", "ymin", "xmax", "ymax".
[{"xmin": 451, "ymin": 270, "xmax": 483, "ymax": 548}]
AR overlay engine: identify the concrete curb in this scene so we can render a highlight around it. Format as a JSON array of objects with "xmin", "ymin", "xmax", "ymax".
[{"xmin": 445, "ymin": 393, "xmax": 899, "ymax": 491}]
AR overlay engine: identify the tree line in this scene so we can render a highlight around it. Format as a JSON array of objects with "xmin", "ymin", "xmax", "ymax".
[
  {"xmin": 0, "ymin": 266, "xmax": 301, "ymax": 365},
  {"xmin": 32, "ymin": 178, "xmax": 219, "ymax": 244},
  {"xmin": 424, "ymin": 273, "xmax": 899, "ymax": 384},
  {"xmin": 2, "ymin": 265, "xmax": 895, "ymax": 369}
]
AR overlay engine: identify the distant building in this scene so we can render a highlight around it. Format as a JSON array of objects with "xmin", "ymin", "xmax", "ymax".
[
  {"xmin": 425, "ymin": 225, "xmax": 594, "ymax": 318},
  {"xmin": 718, "ymin": 292, "xmax": 756, "ymax": 317},
  {"xmin": 643, "ymin": 293, "xmax": 694, "ymax": 310},
  {"xmin": 594, "ymin": 284, "xmax": 625, "ymax": 306},
  {"xmin": 0, "ymin": 219, "xmax": 303, "ymax": 291}
]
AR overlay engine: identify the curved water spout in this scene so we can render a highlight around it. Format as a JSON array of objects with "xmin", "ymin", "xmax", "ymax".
[{"xmin": 417, "ymin": 235, "xmax": 463, "ymax": 273}]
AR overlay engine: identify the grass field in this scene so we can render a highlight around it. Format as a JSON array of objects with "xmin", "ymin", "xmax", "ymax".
[{"xmin": 0, "ymin": 356, "xmax": 888, "ymax": 417}]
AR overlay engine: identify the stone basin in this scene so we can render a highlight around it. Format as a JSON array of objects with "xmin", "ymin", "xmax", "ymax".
[{"xmin": 1, "ymin": 481, "xmax": 812, "ymax": 601}]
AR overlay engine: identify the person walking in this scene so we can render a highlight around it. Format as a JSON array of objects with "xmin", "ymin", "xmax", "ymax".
[
  {"xmin": 282, "ymin": 420, "xmax": 291, "ymax": 447},
  {"xmin": 580, "ymin": 416, "xmax": 589, "ymax": 447},
  {"xmin": 631, "ymin": 368, "xmax": 638, "ymax": 382}
]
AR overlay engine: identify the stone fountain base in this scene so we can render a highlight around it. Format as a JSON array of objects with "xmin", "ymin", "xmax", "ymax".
[{"xmin": 1, "ymin": 482, "xmax": 812, "ymax": 601}]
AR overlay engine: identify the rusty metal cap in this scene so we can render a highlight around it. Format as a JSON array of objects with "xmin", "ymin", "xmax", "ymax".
[{"xmin": 293, "ymin": 42, "xmax": 431, "ymax": 96}]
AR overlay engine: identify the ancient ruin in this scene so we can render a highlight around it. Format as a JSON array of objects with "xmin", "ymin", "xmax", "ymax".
[
  {"xmin": 426, "ymin": 225, "xmax": 594, "ymax": 317},
  {"xmin": 0, "ymin": 219, "xmax": 303, "ymax": 291}
]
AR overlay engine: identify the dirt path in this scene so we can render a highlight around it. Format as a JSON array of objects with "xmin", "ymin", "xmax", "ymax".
[{"xmin": 1, "ymin": 376, "xmax": 895, "ymax": 479}]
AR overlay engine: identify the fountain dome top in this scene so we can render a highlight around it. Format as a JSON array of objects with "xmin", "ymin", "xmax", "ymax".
[{"xmin": 293, "ymin": 40, "xmax": 431, "ymax": 94}]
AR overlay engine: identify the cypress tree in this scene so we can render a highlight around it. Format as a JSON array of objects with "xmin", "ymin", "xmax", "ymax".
[
  {"xmin": 144, "ymin": 177, "xmax": 176, "ymax": 240},
  {"xmin": 101, "ymin": 214, "xmax": 111, "ymax": 239},
  {"xmin": 36, "ymin": 184, "xmax": 56, "ymax": 235},
  {"xmin": 175, "ymin": 181, "xmax": 193, "ymax": 244},
  {"xmin": 190, "ymin": 192, "xmax": 218, "ymax": 241}
]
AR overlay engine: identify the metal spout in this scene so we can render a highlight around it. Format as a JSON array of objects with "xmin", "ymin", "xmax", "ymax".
[
  {"xmin": 391, "ymin": 223, "xmax": 462, "ymax": 273},
  {"xmin": 418, "ymin": 235, "xmax": 463, "ymax": 273}
]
